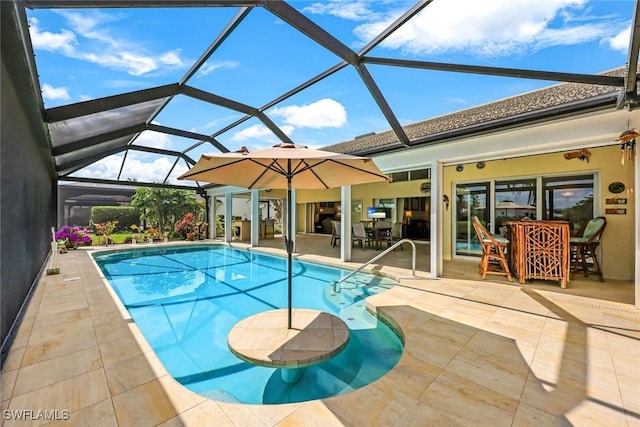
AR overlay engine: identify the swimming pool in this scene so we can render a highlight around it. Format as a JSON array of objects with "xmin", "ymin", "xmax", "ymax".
[{"xmin": 93, "ymin": 245, "xmax": 403, "ymax": 404}]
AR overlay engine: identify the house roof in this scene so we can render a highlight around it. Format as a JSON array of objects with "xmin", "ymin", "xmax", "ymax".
[{"xmin": 324, "ymin": 68, "xmax": 626, "ymax": 155}]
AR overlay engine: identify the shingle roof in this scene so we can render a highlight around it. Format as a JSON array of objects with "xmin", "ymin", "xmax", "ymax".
[{"xmin": 324, "ymin": 68, "xmax": 625, "ymax": 155}]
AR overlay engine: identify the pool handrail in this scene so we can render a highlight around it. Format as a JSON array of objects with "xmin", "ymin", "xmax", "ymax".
[{"xmin": 334, "ymin": 239, "xmax": 416, "ymax": 292}]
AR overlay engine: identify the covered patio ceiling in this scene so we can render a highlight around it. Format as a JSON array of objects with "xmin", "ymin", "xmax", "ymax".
[{"xmin": 13, "ymin": 0, "xmax": 640, "ymax": 190}]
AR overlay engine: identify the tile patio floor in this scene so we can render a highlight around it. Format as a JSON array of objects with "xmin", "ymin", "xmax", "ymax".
[{"xmin": 1, "ymin": 236, "xmax": 638, "ymax": 426}]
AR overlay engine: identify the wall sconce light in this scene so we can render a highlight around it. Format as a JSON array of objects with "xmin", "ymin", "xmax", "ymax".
[
  {"xmin": 561, "ymin": 191, "xmax": 575, "ymax": 197},
  {"xmin": 443, "ymin": 195, "xmax": 450, "ymax": 210}
]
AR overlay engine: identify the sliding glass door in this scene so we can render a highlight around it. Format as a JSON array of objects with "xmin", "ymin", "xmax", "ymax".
[
  {"xmin": 455, "ymin": 183, "xmax": 489, "ymax": 257},
  {"xmin": 494, "ymin": 178, "xmax": 537, "ymax": 234},
  {"xmin": 454, "ymin": 173, "xmax": 595, "ymax": 258}
]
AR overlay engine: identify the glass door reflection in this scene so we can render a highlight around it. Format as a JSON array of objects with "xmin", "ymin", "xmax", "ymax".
[{"xmin": 455, "ymin": 183, "xmax": 489, "ymax": 257}]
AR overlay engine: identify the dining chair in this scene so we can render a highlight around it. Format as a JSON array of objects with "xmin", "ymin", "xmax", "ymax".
[
  {"xmin": 373, "ymin": 220, "xmax": 392, "ymax": 250},
  {"xmin": 330, "ymin": 220, "xmax": 341, "ymax": 247},
  {"xmin": 383, "ymin": 222, "xmax": 404, "ymax": 250},
  {"xmin": 352, "ymin": 222, "xmax": 367, "ymax": 250},
  {"xmin": 570, "ymin": 216, "xmax": 606, "ymax": 281},
  {"xmin": 471, "ymin": 215, "xmax": 512, "ymax": 282},
  {"xmin": 374, "ymin": 220, "xmax": 392, "ymax": 229}
]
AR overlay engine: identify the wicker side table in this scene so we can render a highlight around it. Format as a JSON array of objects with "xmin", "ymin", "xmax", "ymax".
[{"xmin": 506, "ymin": 220, "xmax": 570, "ymax": 288}]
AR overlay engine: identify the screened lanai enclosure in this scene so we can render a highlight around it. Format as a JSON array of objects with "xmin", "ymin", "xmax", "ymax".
[{"xmin": 3, "ymin": 0, "xmax": 640, "ymax": 358}]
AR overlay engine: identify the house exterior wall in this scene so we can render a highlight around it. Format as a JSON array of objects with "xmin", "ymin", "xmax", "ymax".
[
  {"xmin": 443, "ymin": 145, "xmax": 634, "ymax": 280},
  {"xmin": 292, "ymin": 145, "xmax": 634, "ymax": 280}
]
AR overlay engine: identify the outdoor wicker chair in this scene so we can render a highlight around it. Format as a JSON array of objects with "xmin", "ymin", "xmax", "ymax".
[
  {"xmin": 471, "ymin": 215, "xmax": 512, "ymax": 282},
  {"xmin": 570, "ymin": 216, "xmax": 606, "ymax": 281}
]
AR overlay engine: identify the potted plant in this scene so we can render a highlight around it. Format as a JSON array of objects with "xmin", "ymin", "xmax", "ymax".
[
  {"xmin": 174, "ymin": 213, "xmax": 195, "ymax": 240},
  {"xmin": 130, "ymin": 224, "xmax": 142, "ymax": 244},
  {"xmin": 143, "ymin": 227, "xmax": 160, "ymax": 243}
]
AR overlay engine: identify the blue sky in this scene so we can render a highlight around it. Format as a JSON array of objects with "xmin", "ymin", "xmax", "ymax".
[{"xmin": 28, "ymin": 0, "xmax": 634, "ymax": 184}]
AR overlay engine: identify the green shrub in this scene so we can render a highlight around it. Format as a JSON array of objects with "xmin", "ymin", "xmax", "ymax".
[{"xmin": 90, "ymin": 206, "xmax": 140, "ymax": 231}]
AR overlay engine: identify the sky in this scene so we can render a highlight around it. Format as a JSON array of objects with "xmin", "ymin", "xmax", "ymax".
[{"xmin": 27, "ymin": 0, "xmax": 635, "ymax": 185}]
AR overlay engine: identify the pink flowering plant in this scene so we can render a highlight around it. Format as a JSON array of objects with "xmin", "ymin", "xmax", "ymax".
[{"xmin": 54, "ymin": 226, "xmax": 92, "ymax": 245}]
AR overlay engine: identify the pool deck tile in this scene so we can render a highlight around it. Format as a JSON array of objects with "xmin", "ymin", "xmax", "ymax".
[{"xmin": 1, "ymin": 241, "xmax": 639, "ymax": 426}]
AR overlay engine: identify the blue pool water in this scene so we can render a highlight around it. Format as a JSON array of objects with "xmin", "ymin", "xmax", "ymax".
[{"xmin": 93, "ymin": 245, "xmax": 403, "ymax": 404}]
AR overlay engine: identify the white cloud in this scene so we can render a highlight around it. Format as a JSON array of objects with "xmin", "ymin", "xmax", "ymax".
[
  {"xmin": 198, "ymin": 60, "xmax": 239, "ymax": 77},
  {"xmin": 28, "ymin": 17, "xmax": 76, "ymax": 54},
  {"xmin": 41, "ymin": 83, "xmax": 71, "ymax": 101},
  {"xmin": 303, "ymin": 0, "xmax": 382, "ymax": 21},
  {"xmin": 230, "ymin": 124, "xmax": 279, "ymax": 142},
  {"xmin": 28, "ymin": 12, "xmax": 188, "ymax": 76},
  {"xmin": 227, "ymin": 100, "xmax": 347, "ymax": 145},
  {"xmin": 75, "ymin": 152, "xmax": 188, "ymax": 184},
  {"xmin": 608, "ymin": 26, "xmax": 631, "ymax": 53},
  {"xmin": 279, "ymin": 125, "xmax": 296, "ymax": 135},
  {"xmin": 134, "ymin": 130, "xmax": 173, "ymax": 150},
  {"xmin": 305, "ymin": 0, "xmax": 629, "ymax": 57},
  {"xmin": 270, "ymin": 98, "xmax": 347, "ymax": 129}
]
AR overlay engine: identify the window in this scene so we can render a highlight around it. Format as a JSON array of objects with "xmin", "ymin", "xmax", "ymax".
[
  {"xmin": 542, "ymin": 174, "xmax": 594, "ymax": 232},
  {"xmin": 390, "ymin": 171, "xmax": 409, "ymax": 182},
  {"xmin": 351, "ymin": 200, "xmax": 362, "ymax": 223},
  {"xmin": 410, "ymin": 169, "xmax": 430, "ymax": 180},
  {"xmin": 494, "ymin": 178, "xmax": 537, "ymax": 232},
  {"xmin": 389, "ymin": 168, "xmax": 430, "ymax": 182}
]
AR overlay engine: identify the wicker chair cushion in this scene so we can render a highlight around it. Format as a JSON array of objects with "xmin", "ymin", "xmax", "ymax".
[
  {"xmin": 569, "ymin": 237, "xmax": 588, "ymax": 243},
  {"xmin": 582, "ymin": 218, "xmax": 605, "ymax": 240},
  {"xmin": 483, "ymin": 236, "xmax": 509, "ymax": 244}
]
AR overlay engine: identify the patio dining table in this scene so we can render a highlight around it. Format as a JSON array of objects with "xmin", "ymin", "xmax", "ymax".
[{"xmin": 365, "ymin": 226, "xmax": 392, "ymax": 250}]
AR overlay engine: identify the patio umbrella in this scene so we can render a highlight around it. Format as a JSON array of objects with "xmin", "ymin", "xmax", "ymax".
[
  {"xmin": 179, "ymin": 143, "xmax": 390, "ymax": 328},
  {"xmin": 494, "ymin": 200, "xmax": 536, "ymax": 218},
  {"xmin": 494, "ymin": 200, "xmax": 535, "ymax": 209}
]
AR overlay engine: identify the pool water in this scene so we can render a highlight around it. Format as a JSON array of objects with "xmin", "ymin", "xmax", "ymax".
[{"xmin": 93, "ymin": 245, "xmax": 403, "ymax": 404}]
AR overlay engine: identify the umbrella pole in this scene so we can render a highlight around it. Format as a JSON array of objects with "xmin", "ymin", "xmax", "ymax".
[{"xmin": 286, "ymin": 162, "xmax": 293, "ymax": 329}]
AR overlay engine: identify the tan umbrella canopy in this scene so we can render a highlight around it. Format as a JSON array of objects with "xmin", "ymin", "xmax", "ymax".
[
  {"xmin": 494, "ymin": 200, "xmax": 536, "ymax": 210},
  {"xmin": 179, "ymin": 143, "xmax": 390, "ymax": 189},
  {"xmin": 179, "ymin": 143, "xmax": 390, "ymax": 328},
  {"xmin": 494, "ymin": 200, "xmax": 536, "ymax": 219}
]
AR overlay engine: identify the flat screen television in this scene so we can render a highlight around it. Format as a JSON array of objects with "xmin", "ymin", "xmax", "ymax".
[{"xmin": 367, "ymin": 206, "xmax": 387, "ymax": 219}]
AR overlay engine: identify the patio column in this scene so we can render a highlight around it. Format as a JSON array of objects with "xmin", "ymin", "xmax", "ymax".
[
  {"xmin": 341, "ymin": 185, "xmax": 352, "ymax": 262},
  {"xmin": 225, "ymin": 193, "xmax": 233, "ymax": 243},
  {"xmin": 430, "ymin": 161, "xmax": 444, "ymax": 278},
  {"xmin": 633, "ymin": 155, "xmax": 640, "ymax": 309},
  {"xmin": 208, "ymin": 190, "xmax": 215, "ymax": 239},
  {"xmin": 251, "ymin": 189, "xmax": 260, "ymax": 247}
]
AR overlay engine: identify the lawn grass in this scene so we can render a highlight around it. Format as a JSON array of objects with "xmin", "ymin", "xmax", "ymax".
[
  {"xmin": 88, "ymin": 232, "xmax": 185, "ymax": 245},
  {"xmin": 88, "ymin": 232, "xmax": 131, "ymax": 245}
]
